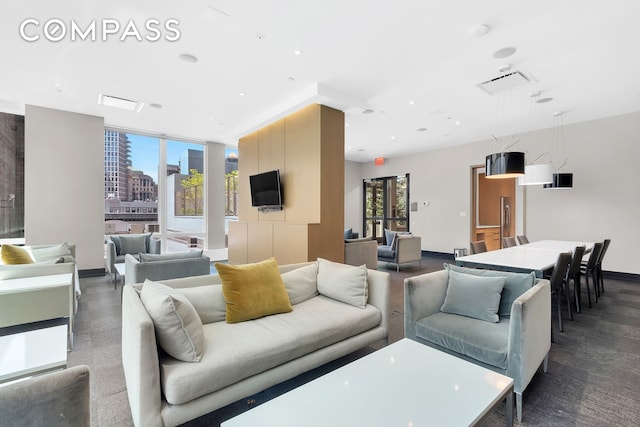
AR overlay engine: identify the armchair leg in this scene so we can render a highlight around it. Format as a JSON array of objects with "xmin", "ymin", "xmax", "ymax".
[
  {"xmin": 516, "ymin": 392, "xmax": 523, "ymax": 423},
  {"xmin": 543, "ymin": 353, "xmax": 549, "ymax": 372}
]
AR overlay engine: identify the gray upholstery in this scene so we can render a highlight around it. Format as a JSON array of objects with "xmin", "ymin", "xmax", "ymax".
[
  {"xmin": 122, "ymin": 262, "xmax": 390, "ymax": 427},
  {"xmin": 405, "ymin": 269, "xmax": 551, "ymax": 423},
  {"xmin": 344, "ymin": 237, "xmax": 378, "ymax": 269},
  {"xmin": 124, "ymin": 251, "xmax": 210, "ymax": 285},
  {"xmin": 106, "ymin": 233, "xmax": 160, "ymax": 283},
  {"xmin": 377, "ymin": 235, "xmax": 422, "ymax": 271},
  {"xmin": 0, "ymin": 365, "xmax": 90, "ymax": 427}
]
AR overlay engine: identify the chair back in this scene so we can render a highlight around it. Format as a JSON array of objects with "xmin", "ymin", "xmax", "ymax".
[
  {"xmin": 566, "ymin": 246, "xmax": 586, "ymax": 280},
  {"xmin": 470, "ymin": 240, "xmax": 487, "ymax": 254},
  {"xmin": 586, "ymin": 242, "xmax": 604, "ymax": 269},
  {"xmin": 597, "ymin": 239, "xmax": 611, "ymax": 268},
  {"xmin": 503, "ymin": 237, "xmax": 517, "ymax": 248},
  {"xmin": 550, "ymin": 252, "xmax": 572, "ymax": 290},
  {"xmin": 517, "ymin": 235, "xmax": 529, "ymax": 244}
]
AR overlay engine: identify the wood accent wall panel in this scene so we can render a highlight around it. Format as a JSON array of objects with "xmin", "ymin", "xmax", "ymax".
[
  {"xmin": 247, "ymin": 222, "xmax": 273, "ymax": 263},
  {"xmin": 258, "ymin": 121, "xmax": 285, "ymax": 222},
  {"xmin": 284, "ymin": 104, "xmax": 321, "ymax": 224},
  {"xmin": 238, "ymin": 132, "xmax": 259, "ymax": 222},
  {"xmin": 227, "ymin": 221, "xmax": 248, "ymax": 264},
  {"xmin": 273, "ymin": 223, "xmax": 309, "ymax": 265}
]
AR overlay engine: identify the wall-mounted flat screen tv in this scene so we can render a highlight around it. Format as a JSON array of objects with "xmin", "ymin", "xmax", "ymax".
[{"xmin": 249, "ymin": 169, "xmax": 283, "ymax": 207}]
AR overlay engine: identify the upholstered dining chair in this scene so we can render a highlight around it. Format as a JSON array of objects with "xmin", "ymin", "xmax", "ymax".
[
  {"xmin": 517, "ymin": 235, "xmax": 529, "ymax": 245},
  {"xmin": 579, "ymin": 242, "xmax": 604, "ymax": 308},
  {"xmin": 549, "ymin": 252, "xmax": 572, "ymax": 333},
  {"xmin": 470, "ymin": 240, "xmax": 487, "ymax": 254},
  {"xmin": 503, "ymin": 237, "xmax": 517, "ymax": 248}
]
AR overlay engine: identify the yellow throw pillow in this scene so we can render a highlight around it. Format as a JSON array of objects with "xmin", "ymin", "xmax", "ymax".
[
  {"xmin": 216, "ymin": 257, "xmax": 293, "ymax": 323},
  {"xmin": 1, "ymin": 244, "xmax": 34, "ymax": 265}
]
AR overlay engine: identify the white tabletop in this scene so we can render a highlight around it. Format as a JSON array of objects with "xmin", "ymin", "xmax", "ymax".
[
  {"xmin": 456, "ymin": 240, "xmax": 593, "ymax": 276},
  {"xmin": 114, "ymin": 263, "xmax": 126, "ymax": 276},
  {"xmin": 222, "ymin": 338, "xmax": 513, "ymax": 427},
  {"xmin": 0, "ymin": 273, "xmax": 73, "ymax": 295},
  {"xmin": 0, "ymin": 325, "xmax": 68, "ymax": 383}
]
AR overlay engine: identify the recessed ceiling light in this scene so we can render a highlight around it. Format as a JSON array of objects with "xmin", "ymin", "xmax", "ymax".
[
  {"xmin": 468, "ymin": 24, "xmax": 490, "ymax": 37},
  {"xmin": 362, "ymin": 109, "xmax": 374, "ymax": 115},
  {"xmin": 417, "ymin": 127, "xmax": 427, "ymax": 132},
  {"xmin": 553, "ymin": 111, "xmax": 563, "ymax": 117},
  {"xmin": 357, "ymin": 148, "xmax": 365, "ymax": 152},
  {"xmin": 390, "ymin": 136, "xmax": 396, "ymax": 140},
  {"xmin": 238, "ymin": 92, "xmax": 245, "ymax": 97},
  {"xmin": 179, "ymin": 53, "xmax": 198, "ymax": 63},
  {"xmin": 294, "ymin": 49, "xmax": 303, "ymax": 55},
  {"xmin": 255, "ymin": 32, "xmax": 266, "ymax": 40},
  {"xmin": 149, "ymin": 103, "xmax": 162, "ymax": 109},
  {"xmin": 346, "ymin": 122, "xmax": 350, "ymax": 127},
  {"xmin": 409, "ymin": 100, "xmax": 416, "ymax": 105},
  {"xmin": 493, "ymin": 46, "xmax": 517, "ymax": 59},
  {"xmin": 537, "ymin": 97, "xmax": 554, "ymax": 104},
  {"xmin": 455, "ymin": 120, "xmax": 461, "ymax": 125},
  {"xmin": 288, "ymin": 76, "xmax": 295, "ymax": 81}
]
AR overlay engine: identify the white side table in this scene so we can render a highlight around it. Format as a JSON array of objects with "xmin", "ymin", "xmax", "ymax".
[{"xmin": 0, "ymin": 324, "xmax": 68, "ymax": 384}]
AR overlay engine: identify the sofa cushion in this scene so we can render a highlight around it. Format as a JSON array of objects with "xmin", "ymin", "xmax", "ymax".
[
  {"xmin": 1, "ymin": 245, "xmax": 34, "ymax": 265},
  {"xmin": 415, "ymin": 312, "xmax": 510, "ymax": 369},
  {"xmin": 159, "ymin": 294, "xmax": 382, "ymax": 405},
  {"xmin": 216, "ymin": 258, "xmax": 293, "ymax": 323},
  {"xmin": 281, "ymin": 262, "xmax": 318, "ymax": 305},
  {"xmin": 316, "ymin": 258, "xmax": 367, "ymax": 308},
  {"xmin": 444, "ymin": 264, "xmax": 535, "ymax": 317},
  {"xmin": 119, "ymin": 234, "xmax": 149, "ymax": 255},
  {"xmin": 174, "ymin": 285, "xmax": 226, "ymax": 324},
  {"xmin": 29, "ymin": 243, "xmax": 73, "ymax": 262},
  {"xmin": 109, "ymin": 235, "xmax": 122, "ymax": 255},
  {"xmin": 140, "ymin": 280, "xmax": 204, "ymax": 362},
  {"xmin": 139, "ymin": 250, "xmax": 203, "ymax": 263},
  {"xmin": 441, "ymin": 270, "xmax": 505, "ymax": 323}
]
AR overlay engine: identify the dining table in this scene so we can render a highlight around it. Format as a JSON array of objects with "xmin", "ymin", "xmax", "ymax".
[{"xmin": 455, "ymin": 239, "xmax": 594, "ymax": 278}]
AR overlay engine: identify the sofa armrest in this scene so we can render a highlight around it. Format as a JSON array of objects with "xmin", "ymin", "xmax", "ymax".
[
  {"xmin": 366, "ymin": 269, "xmax": 391, "ymax": 340},
  {"xmin": 403, "ymin": 269, "xmax": 449, "ymax": 340},
  {"xmin": 125, "ymin": 254, "xmax": 211, "ymax": 285},
  {"xmin": 105, "ymin": 240, "xmax": 117, "ymax": 274},
  {"xmin": 121, "ymin": 285, "xmax": 163, "ymax": 427},
  {"xmin": 396, "ymin": 236, "xmax": 422, "ymax": 264},
  {"xmin": 507, "ymin": 279, "xmax": 551, "ymax": 394}
]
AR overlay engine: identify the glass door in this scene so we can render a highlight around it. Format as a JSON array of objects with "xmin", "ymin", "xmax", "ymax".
[{"xmin": 363, "ymin": 174, "xmax": 409, "ymax": 243}]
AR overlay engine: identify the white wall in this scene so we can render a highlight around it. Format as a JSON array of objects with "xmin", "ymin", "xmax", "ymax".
[
  {"xmin": 348, "ymin": 111, "xmax": 640, "ymax": 274},
  {"xmin": 206, "ymin": 142, "xmax": 226, "ymax": 249},
  {"xmin": 25, "ymin": 105, "xmax": 104, "ymax": 271},
  {"xmin": 344, "ymin": 160, "xmax": 363, "ymax": 235}
]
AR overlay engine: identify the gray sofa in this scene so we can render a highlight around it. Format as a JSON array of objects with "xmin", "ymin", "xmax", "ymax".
[
  {"xmin": 404, "ymin": 265, "xmax": 551, "ymax": 422},
  {"xmin": 122, "ymin": 260, "xmax": 390, "ymax": 427},
  {"xmin": 344, "ymin": 236, "xmax": 378, "ymax": 269},
  {"xmin": 106, "ymin": 233, "xmax": 161, "ymax": 283},
  {"xmin": 124, "ymin": 251, "xmax": 211, "ymax": 285}
]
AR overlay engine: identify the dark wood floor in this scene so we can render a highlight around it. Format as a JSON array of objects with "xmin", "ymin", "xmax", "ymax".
[{"xmin": 70, "ymin": 254, "xmax": 640, "ymax": 426}]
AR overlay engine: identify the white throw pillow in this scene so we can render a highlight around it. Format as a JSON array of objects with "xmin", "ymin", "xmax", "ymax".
[
  {"xmin": 29, "ymin": 242, "xmax": 73, "ymax": 262},
  {"xmin": 140, "ymin": 280, "xmax": 204, "ymax": 362},
  {"xmin": 281, "ymin": 262, "xmax": 319, "ymax": 305},
  {"xmin": 316, "ymin": 258, "xmax": 368, "ymax": 309}
]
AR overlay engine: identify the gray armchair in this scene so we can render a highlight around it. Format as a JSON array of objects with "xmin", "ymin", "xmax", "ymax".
[
  {"xmin": 345, "ymin": 237, "xmax": 378, "ymax": 269},
  {"xmin": 105, "ymin": 233, "xmax": 160, "ymax": 284},
  {"xmin": 377, "ymin": 233, "xmax": 421, "ymax": 271},
  {"xmin": 0, "ymin": 365, "xmax": 90, "ymax": 427},
  {"xmin": 404, "ymin": 267, "xmax": 551, "ymax": 422}
]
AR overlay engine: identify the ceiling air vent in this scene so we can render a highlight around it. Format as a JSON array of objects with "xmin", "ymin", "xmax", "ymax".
[
  {"xmin": 477, "ymin": 71, "xmax": 531, "ymax": 95},
  {"xmin": 98, "ymin": 94, "xmax": 144, "ymax": 113}
]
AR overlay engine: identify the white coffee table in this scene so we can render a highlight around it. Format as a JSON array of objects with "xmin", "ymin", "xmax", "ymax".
[
  {"xmin": 0, "ymin": 324, "xmax": 68, "ymax": 384},
  {"xmin": 222, "ymin": 338, "xmax": 514, "ymax": 426},
  {"xmin": 115, "ymin": 262, "xmax": 126, "ymax": 289}
]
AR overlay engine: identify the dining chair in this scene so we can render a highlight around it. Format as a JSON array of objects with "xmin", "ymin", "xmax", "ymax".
[
  {"xmin": 549, "ymin": 252, "xmax": 572, "ymax": 332},
  {"xmin": 596, "ymin": 239, "xmax": 611, "ymax": 295},
  {"xmin": 503, "ymin": 237, "xmax": 517, "ymax": 248},
  {"xmin": 516, "ymin": 235, "xmax": 529, "ymax": 244},
  {"xmin": 565, "ymin": 245, "xmax": 586, "ymax": 314},
  {"xmin": 579, "ymin": 242, "xmax": 604, "ymax": 308},
  {"xmin": 470, "ymin": 240, "xmax": 487, "ymax": 254}
]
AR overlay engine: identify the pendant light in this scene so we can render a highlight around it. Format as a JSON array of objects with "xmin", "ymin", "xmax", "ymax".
[
  {"xmin": 518, "ymin": 92, "xmax": 554, "ymax": 185},
  {"xmin": 544, "ymin": 111, "xmax": 573, "ymax": 189},
  {"xmin": 485, "ymin": 64, "xmax": 525, "ymax": 179}
]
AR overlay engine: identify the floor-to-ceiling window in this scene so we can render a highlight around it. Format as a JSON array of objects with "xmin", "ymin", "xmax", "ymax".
[
  {"xmin": 363, "ymin": 174, "xmax": 409, "ymax": 243},
  {"xmin": 0, "ymin": 112, "xmax": 24, "ymax": 242},
  {"xmin": 104, "ymin": 129, "xmax": 209, "ymax": 252}
]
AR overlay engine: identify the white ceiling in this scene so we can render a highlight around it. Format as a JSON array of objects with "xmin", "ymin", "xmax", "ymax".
[{"xmin": 2, "ymin": 0, "xmax": 640, "ymax": 162}]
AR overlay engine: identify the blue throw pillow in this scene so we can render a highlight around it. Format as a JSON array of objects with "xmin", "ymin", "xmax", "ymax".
[
  {"xmin": 444, "ymin": 263, "xmax": 535, "ymax": 317},
  {"xmin": 441, "ymin": 270, "xmax": 505, "ymax": 323},
  {"xmin": 344, "ymin": 228, "xmax": 354, "ymax": 239}
]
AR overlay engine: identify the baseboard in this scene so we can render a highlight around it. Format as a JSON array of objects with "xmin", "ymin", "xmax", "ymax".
[
  {"xmin": 421, "ymin": 250, "xmax": 455, "ymax": 260},
  {"xmin": 79, "ymin": 268, "xmax": 106, "ymax": 278},
  {"xmin": 603, "ymin": 270, "xmax": 640, "ymax": 283}
]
